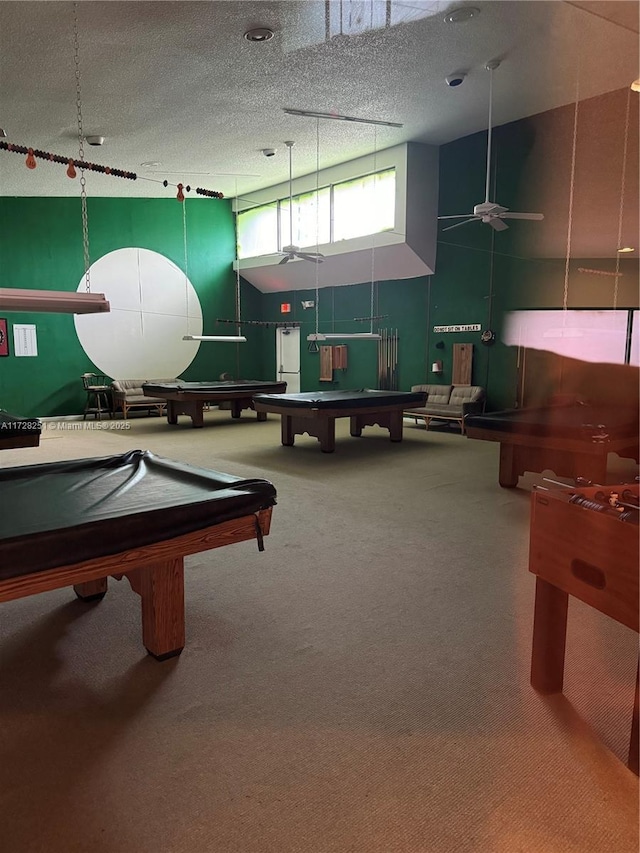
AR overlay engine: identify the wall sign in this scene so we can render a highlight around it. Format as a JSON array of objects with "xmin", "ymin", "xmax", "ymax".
[
  {"xmin": 0, "ymin": 318, "xmax": 8, "ymax": 356},
  {"xmin": 13, "ymin": 324, "xmax": 38, "ymax": 357},
  {"xmin": 280, "ymin": 303, "xmax": 292, "ymax": 314},
  {"xmin": 433, "ymin": 324, "xmax": 481, "ymax": 333}
]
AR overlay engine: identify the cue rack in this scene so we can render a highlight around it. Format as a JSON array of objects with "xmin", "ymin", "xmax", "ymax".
[{"xmin": 377, "ymin": 329, "xmax": 399, "ymax": 390}]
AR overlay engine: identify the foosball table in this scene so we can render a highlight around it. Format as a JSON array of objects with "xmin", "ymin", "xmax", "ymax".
[{"xmin": 528, "ymin": 480, "xmax": 639, "ymax": 773}]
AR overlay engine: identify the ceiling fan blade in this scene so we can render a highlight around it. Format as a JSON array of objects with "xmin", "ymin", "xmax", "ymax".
[
  {"xmin": 489, "ymin": 218, "xmax": 509, "ymax": 231},
  {"xmin": 278, "ymin": 255, "xmax": 291, "ymax": 265},
  {"xmin": 296, "ymin": 252, "xmax": 324, "ymax": 263},
  {"xmin": 438, "ymin": 214, "xmax": 474, "ymax": 220},
  {"xmin": 500, "ymin": 212, "xmax": 545, "ymax": 221},
  {"xmin": 441, "ymin": 217, "xmax": 479, "ymax": 232}
]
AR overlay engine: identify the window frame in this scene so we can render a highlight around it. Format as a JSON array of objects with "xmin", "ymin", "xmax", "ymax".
[{"xmin": 236, "ymin": 167, "xmax": 396, "ymax": 260}]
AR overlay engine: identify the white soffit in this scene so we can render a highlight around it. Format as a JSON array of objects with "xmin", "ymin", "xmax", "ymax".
[
  {"xmin": 239, "ymin": 243, "xmax": 432, "ymax": 294},
  {"xmin": 237, "ymin": 142, "xmax": 438, "ymax": 293}
]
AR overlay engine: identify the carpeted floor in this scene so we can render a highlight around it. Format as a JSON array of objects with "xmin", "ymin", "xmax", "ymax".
[{"xmin": 0, "ymin": 411, "xmax": 638, "ymax": 853}]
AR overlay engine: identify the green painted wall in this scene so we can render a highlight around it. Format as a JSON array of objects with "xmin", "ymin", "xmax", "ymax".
[
  {"xmin": 261, "ymin": 278, "xmax": 430, "ymax": 391},
  {"xmin": 257, "ymin": 87, "xmax": 638, "ymax": 411},
  {"xmin": 0, "ymin": 197, "xmax": 263, "ymax": 416},
  {"xmin": 1, "ymin": 89, "xmax": 636, "ymax": 417}
]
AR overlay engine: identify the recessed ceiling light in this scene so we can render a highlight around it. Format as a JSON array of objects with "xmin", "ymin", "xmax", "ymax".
[
  {"xmin": 617, "ymin": 247, "xmax": 635, "ymax": 253},
  {"xmin": 444, "ymin": 6, "xmax": 480, "ymax": 24},
  {"xmin": 244, "ymin": 27, "xmax": 274, "ymax": 42},
  {"xmin": 140, "ymin": 161, "xmax": 161, "ymax": 168}
]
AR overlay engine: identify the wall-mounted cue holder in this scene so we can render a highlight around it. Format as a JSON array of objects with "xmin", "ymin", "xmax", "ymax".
[{"xmin": 319, "ymin": 345, "xmax": 348, "ymax": 381}]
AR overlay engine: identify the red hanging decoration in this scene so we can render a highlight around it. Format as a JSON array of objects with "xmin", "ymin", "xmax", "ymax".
[
  {"xmin": 66, "ymin": 159, "xmax": 77, "ymax": 179},
  {"xmin": 176, "ymin": 182, "xmax": 185, "ymax": 202},
  {"xmin": 25, "ymin": 148, "xmax": 36, "ymax": 169}
]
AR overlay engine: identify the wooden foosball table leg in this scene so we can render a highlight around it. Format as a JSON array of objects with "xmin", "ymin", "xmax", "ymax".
[
  {"xmin": 629, "ymin": 663, "xmax": 639, "ymax": 775},
  {"xmin": 530, "ymin": 577, "xmax": 569, "ymax": 694}
]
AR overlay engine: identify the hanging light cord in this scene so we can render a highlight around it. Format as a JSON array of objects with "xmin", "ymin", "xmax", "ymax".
[
  {"xmin": 182, "ymin": 200, "xmax": 190, "ymax": 335},
  {"xmin": 288, "ymin": 142, "xmax": 294, "ymax": 247},
  {"xmin": 562, "ymin": 57, "xmax": 580, "ymax": 315},
  {"xmin": 613, "ymin": 88, "xmax": 631, "ymax": 310},
  {"xmin": 484, "ymin": 65, "xmax": 494, "ymax": 204},
  {"xmin": 73, "ymin": 2, "xmax": 90, "ymax": 293},
  {"xmin": 235, "ymin": 179, "xmax": 242, "ymax": 335},
  {"xmin": 314, "ymin": 119, "xmax": 320, "ymax": 339},
  {"xmin": 370, "ymin": 127, "xmax": 377, "ymax": 335}
]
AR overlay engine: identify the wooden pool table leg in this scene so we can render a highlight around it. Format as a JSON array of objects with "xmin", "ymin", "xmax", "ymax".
[
  {"xmin": 530, "ymin": 577, "xmax": 569, "ymax": 694},
  {"xmin": 188, "ymin": 402, "xmax": 204, "ymax": 428},
  {"xmin": 281, "ymin": 414, "xmax": 295, "ymax": 446},
  {"xmin": 126, "ymin": 559, "xmax": 186, "ymax": 660},
  {"xmin": 231, "ymin": 400, "xmax": 242, "ymax": 419},
  {"xmin": 74, "ymin": 577, "xmax": 108, "ymax": 601},
  {"xmin": 388, "ymin": 410, "xmax": 403, "ymax": 442},
  {"xmin": 167, "ymin": 401, "xmax": 178, "ymax": 425},
  {"xmin": 318, "ymin": 419, "xmax": 336, "ymax": 453},
  {"xmin": 498, "ymin": 443, "xmax": 520, "ymax": 488}
]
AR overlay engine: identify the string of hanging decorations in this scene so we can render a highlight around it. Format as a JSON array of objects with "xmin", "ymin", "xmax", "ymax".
[{"xmin": 0, "ymin": 141, "xmax": 224, "ymax": 202}]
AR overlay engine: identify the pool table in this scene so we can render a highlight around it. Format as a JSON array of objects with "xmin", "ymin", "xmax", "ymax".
[
  {"xmin": 0, "ymin": 450, "xmax": 276, "ymax": 659},
  {"xmin": 143, "ymin": 380, "xmax": 287, "ymax": 428},
  {"xmin": 252, "ymin": 389, "xmax": 428, "ymax": 453},
  {"xmin": 0, "ymin": 410, "xmax": 41, "ymax": 450},
  {"xmin": 465, "ymin": 403, "xmax": 639, "ymax": 488}
]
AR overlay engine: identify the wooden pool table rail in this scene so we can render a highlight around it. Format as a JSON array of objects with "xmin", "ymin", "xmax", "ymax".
[
  {"xmin": 0, "ymin": 508, "xmax": 272, "ymax": 660},
  {"xmin": 0, "ymin": 433, "xmax": 41, "ymax": 450},
  {"xmin": 144, "ymin": 383, "xmax": 287, "ymax": 428},
  {"xmin": 252, "ymin": 400, "xmax": 406, "ymax": 453},
  {"xmin": 466, "ymin": 422, "xmax": 639, "ymax": 488}
]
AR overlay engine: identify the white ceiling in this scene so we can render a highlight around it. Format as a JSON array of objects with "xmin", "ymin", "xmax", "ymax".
[{"xmin": 0, "ymin": 1, "xmax": 638, "ymax": 199}]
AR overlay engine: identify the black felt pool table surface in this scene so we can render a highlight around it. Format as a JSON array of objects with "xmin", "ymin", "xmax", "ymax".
[
  {"xmin": 143, "ymin": 380, "xmax": 285, "ymax": 395},
  {"xmin": 465, "ymin": 404, "xmax": 639, "ymax": 439},
  {"xmin": 0, "ymin": 450, "xmax": 276, "ymax": 579},
  {"xmin": 252, "ymin": 389, "xmax": 427, "ymax": 410}
]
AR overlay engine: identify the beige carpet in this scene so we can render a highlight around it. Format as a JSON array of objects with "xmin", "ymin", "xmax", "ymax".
[{"xmin": 0, "ymin": 412, "xmax": 638, "ymax": 853}]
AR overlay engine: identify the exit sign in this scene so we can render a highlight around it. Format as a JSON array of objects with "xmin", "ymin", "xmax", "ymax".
[{"xmin": 280, "ymin": 303, "xmax": 291, "ymax": 314}]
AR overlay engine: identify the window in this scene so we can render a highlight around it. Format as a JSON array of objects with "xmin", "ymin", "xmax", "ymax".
[
  {"xmin": 236, "ymin": 168, "xmax": 395, "ymax": 260},
  {"xmin": 281, "ymin": 187, "xmax": 330, "ymax": 249},
  {"xmin": 333, "ymin": 169, "xmax": 396, "ymax": 241},
  {"xmin": 237, "ymin": 203, "xmax": 278, "ymax": 259}
]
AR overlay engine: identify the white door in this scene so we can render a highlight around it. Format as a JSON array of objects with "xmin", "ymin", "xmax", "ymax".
[{"xmin": 276, "ymin": 327, "xmax": 300, "ymax": 393}]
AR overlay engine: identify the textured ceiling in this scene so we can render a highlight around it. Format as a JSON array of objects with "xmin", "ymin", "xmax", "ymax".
[{"xmin": 0, "ymin": 1, "xmax": 638, "ymax": 199}]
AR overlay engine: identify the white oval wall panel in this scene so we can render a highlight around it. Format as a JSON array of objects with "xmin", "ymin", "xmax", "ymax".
[{"xmin": 74, "ymin": 248, "xmax": 202, "ymax": 378}]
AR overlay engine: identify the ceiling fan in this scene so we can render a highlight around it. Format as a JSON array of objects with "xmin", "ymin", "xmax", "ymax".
[
  {"xmin": 438, "ymin": 60, "xmax": 544, "ymax": 233},
  {"xmin": 278, "ymin": 141, "xmax": 324, "ymax": 264}
]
